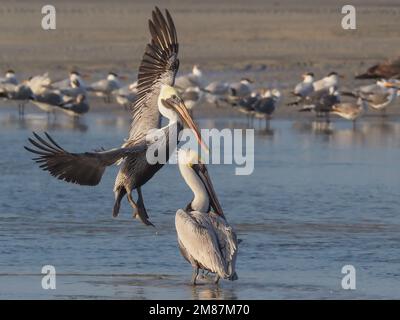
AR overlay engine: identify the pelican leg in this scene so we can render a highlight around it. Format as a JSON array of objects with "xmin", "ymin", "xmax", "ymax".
[
  {"xmin": 134, "ymin": 187, "xmax": 154, "ymax": 226},
  {"xmin": 214, "ymin": 275, "xmax": 220, "ymax": 285},
  {"xmin": 113, "ymin": 187, "xmax": 127, "ymax": 217},
  {"xmin": 191, "ymin": 267, "xmax": 199, "ymax": 285}
]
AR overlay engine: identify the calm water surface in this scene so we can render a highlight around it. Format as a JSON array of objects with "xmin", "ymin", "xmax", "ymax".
[{"xmin": 0, "ymin": 110, "xmax": 399, "ymax": 299}]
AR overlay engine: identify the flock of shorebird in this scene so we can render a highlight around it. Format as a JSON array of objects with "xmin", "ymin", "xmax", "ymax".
[
  {"xmin": 1, "ymin": 50, "xmax": 399, "ymax": 128},
  {"xmin": 4, "ymin": 7, "xmax": 399, "ymax": 285}
]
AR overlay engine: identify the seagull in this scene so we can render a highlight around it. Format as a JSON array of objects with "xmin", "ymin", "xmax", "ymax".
[
  {"xmin": 254, "ymin": 89, "xmax": 281, "ymax": 127},
  {"xmin": 112, "ymin": 81, "xmax": 138, "ymax": 110},
  {"xmin": 175, "ymin": 65, "xmax": 204, "ymax": 90},
  {"xmin": 175, "ymin": 149, "xmax": 238, "ymax": 285},
  {"xmin": 287, "ymin": 72, "xmax": 314, "ymax": 105},
  {"xmin": 0, "ymin": 81, "xmax": 34, "ymax": 115},
  {"xmin": 231, "ymin": 91, "xmax": 260, "ymax": 125},
  {"xmin": 203, "ymin": 81, "xmax": 230, "ymax": 107},
  {"xmin": 87, "ymin": 72, "xmax": 123, "ymax": 102},
  {"xmin": 57, "ymin": 94, "xmax": 90, "ymax": 117},
  {"xmin": 299, "ymin": 86, "xmax": 340, "ymax": 121},
  {"xmin": 313, "ymin": 72, "xmax": 341, "ymax": 92},
  {"xmin": 181, "ymin": 86, "xmax": 203, "ymax": 117},
  {"xmin": 331, "ymin": 96, "xmax": 368, "ymax": 125},
  {"xmin": 356, "ymin": 56, "xmax": 400, "ymax": 79},
  {"xmin": 343, "ymin": 80, "xmax": 398, "ymax": 115},
  {"xmin": 51, "ymin": 71, "xmax": 87, "ymax": 91},
  {"xmin": 0, "ymin": 70, "xmax": 18, "ymax": 85},
  {"xmin": 24, "ymin": 7, "xmax": 207, "ymax": 226},
  {"xmin": 229, "ymin": 78, "xmax": 253, "ymax": 98}
]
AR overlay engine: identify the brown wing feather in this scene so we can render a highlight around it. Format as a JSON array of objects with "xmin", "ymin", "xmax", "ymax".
[
  {"xmin": 128, "ymin": 7, "xmax": 179, "ymax": 144},
  {"xmin": 25, "ymin": 132, "xmax": 146, "ymax": 186}
]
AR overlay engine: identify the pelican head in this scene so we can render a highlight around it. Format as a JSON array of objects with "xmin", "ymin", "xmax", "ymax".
[
  {"xmin": 178, "ymin": 149, "xmax": 223, "ymax": 216},
  {"xmin": 159, "ymin": 85, "xmax": 209, "ymax": 153}
]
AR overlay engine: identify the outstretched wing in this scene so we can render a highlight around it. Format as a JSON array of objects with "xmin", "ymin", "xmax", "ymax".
[
  {"xmin": 24, "ymin": 132, "xmax": 146, "ymax": 186},
  {"xmin": 127, "ymin": 7, "xmax": 179, "ymax": 145}
]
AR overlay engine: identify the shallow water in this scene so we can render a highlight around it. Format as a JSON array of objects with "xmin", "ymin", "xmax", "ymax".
[{"xmin": 0, "ymin": 110, "xmax": 400, "ymax": 299}]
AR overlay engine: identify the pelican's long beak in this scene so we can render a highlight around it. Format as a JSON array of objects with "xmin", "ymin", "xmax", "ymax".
[
  {"xmin": 161, "ymin": 98, "xmax": 209, "ymax": 153},
  {"xmin": 192, "ymin": 162, "xmax": 224, "ymax": 217},
  {"xmin": 383, "ymin": 81, "xmax": 397, "ymax": 88}
]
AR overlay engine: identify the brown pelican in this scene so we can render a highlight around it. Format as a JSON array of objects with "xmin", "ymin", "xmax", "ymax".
[
  {"xmin": 24, "ymin": 7, "xmax": 207, "ymax": 226},
  {"xmin": 175, "ymin": 149, "xmax": 238, "ymax": 285},
  {"xmin": 356, "ymin": 56, "xmax": 400, "ymax": 79}
]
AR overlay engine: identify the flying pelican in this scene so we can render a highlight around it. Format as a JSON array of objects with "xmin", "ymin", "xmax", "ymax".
[
  {"xmin": 175, "ymin": 65, "xmax": 204, "ymax": 90},
  {"xmin": 24, "ymin": 7, "xmax": 207, "ymax": 226},
  {"xmin": 87, "ymin": 72, "xmax": 123, "ymax": 102},
  {"xmin": 355, "ymin": 56, "xmax": 400, "ymax": 79},
  {"xmin": 175, "ymin": 149, "xmax": 238, "ymax": 285}
]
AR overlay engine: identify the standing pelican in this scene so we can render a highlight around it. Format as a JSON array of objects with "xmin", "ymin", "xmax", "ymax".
[
  {"xmin": 175, "ymin": 149, "xmax": 238, "ymax": 285},
  {"xmin": 24, "ymin": 7, "xmax": 207, "ymax": 226}
]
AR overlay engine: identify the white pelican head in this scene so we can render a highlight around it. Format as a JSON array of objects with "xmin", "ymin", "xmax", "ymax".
[
  {"xmin": 159, "ymin": 85, "xmax": 209, "ymax": 153},
  {"xmin": 178, "ymin": 149, "xmax": 224, "ymax": 216},
  {"xmin": 192, "ymin": 65, "xmax": 202, "ymax": 77}
]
